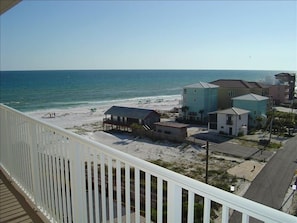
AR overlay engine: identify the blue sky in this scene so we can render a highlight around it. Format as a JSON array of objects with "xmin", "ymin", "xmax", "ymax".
[{"xmin": 0, "ymin": 0, "xmax": 296, "ymax": 71}]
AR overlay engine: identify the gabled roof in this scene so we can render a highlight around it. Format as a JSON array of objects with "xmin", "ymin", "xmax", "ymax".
[
  {"xmin": 247, "ymin": 81, "xmax": 268, "ymax": 88},
  {"xmin": 210, "ymin": 79, "xmax": 267, "ymax": 89},
  {"xmin": 211, "ymin": 79, "xmax": 252, "ymax": 88},
  {"xmin": 216, "ymin": 107, "xmax": 250, "ymax": 115},
  {"xmin": 184, "ymin": 82, "xmax": 218, "ymax": 89},
  {"xmin": 104, "ymin": 106, "xmax": 160, "ymax": 119},
  {"xmin": 232, "ymin": 93, "xmax": 269, "ymax": 101}
]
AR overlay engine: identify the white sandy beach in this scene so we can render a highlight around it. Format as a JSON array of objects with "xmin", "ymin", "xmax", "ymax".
[{"xmin": 26, "ymin": 95, "xmax": 181, "ymax": 129}]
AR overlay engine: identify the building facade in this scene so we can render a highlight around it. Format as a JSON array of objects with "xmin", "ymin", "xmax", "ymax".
[
  {"xmin": 208, "ymin": 107, "xmax": 249, "ymax": 136},
  {"xmin": 232, "ymin": 93, "xmax": 269, "ymax": 128},
  {"xmin": 275, "ymin": 73, "xmax": 296, "ymax": 101},
  {"xmin": 181, "ymin": 82, "xmax": 218, "ymax": 123},
  {"xmin": 210, "ymin": 79, "xmax": 269, "ymax": 109},
  {"xmin": 154, "ymin": 122, "xmax": 188, "ymax": 142}
]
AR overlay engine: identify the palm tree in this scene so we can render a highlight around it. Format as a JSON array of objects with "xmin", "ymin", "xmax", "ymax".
[{"xmin": 181, "ymin": 106, "xmax": 189, "ymax": 120}]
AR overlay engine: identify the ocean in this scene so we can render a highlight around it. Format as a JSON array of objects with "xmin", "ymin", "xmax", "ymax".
[{"xmin": 0, "ymin": 69, "xmax": 281, "ymax": 112}]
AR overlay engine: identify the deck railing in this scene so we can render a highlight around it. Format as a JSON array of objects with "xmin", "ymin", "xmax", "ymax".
[{"xmin": 0, "ymin": 104, "xmax": 296, "ymax": 223}]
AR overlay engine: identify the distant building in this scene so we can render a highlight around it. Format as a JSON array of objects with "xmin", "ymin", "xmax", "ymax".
[
  {"xmin": 275, "ymin": 73, "xmax": 296, "ymax": 101},
  {"xmin": 268, "ymin": 85, "xmax": 289, "ymax": 105},
  {"xmin": 103, "ymin": 106, "xmax": 160, "ymax": 131},
  {"xmin": 154, "ymin": 122, "xmax": 188, "ymax": 142},
  {"xmin": 181, "ymin": 82, "xmax": 218, "ymax": 123},
  {"xmin": 210, "ymin": 79, "xmax": 269, "ymax": 109},
  {"xmin": 208, "ymin": 107, "xmax": 249, "ymax": 136},
  {"xmin": 232, "ymin": 93, "xmax": 269, "ymax": 128}
]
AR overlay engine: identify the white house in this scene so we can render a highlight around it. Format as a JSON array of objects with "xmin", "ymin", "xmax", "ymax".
[{"xmin": 208, "ymin": 107, "xmax": 250, "ymax": 136}]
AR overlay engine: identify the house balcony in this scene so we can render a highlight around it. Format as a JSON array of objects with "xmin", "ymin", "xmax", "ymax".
[{"xmin": 0, "ymin": 104, "xmax": 296, "ymax": 223}]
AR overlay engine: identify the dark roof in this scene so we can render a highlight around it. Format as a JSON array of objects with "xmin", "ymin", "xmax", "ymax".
[
  {"xmin": 104, "ymin": 106, "xmax": 160, "ymax": 119},
  {"xmin": 210, "ymin": 79, "xmax": 267, "ymax": 89},
  {"xmin": 247, "ymin": 81, "xmax": 268, "ymax": 88},
  {"xmin": 275, "ymin": 73, "xmax": 296, "ymax": 78},
  {"xmin": 211, "ymin": 79, "xmax": 252, "ymax": 88}
]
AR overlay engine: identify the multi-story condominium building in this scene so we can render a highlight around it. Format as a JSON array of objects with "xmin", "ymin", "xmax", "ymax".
[
  {"xmin": 269, "ymin": 84, "xmax": 290, "ymax": 105},
  {"xmin": 181, "ymin": 82, "xmax": 218, "ymax": 123},
  {"xmin": 232, "ymin": 93, "xmax": 269, "ymax": 128},
  {"xmin": 275, "ymin": 73, "xmax": 296, "ymax": 101},
  {"xmin": 210, "ymin": 79, "xmax": 269, "ymax": 110}
]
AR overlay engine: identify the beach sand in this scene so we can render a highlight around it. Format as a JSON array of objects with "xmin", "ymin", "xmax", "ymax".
[
  {"xmin": 26, "ymin": 95, "xmax": 264, "ymax": 196},
  {"xmin": 26, "ymin": 95, "xmax": 181, "ymax": 129}
]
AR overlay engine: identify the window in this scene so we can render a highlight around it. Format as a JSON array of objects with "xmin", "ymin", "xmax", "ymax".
[
  {"xmin": 239, "ymin": 115, "xmax": 241, "ymax": 120},
  {"xmin": 184, "ymin": 89, "xmax": 187, "ymax": 94},
  {"xmin": 164, "ymin": 131, "xmax": 171, "ymax": 134}
]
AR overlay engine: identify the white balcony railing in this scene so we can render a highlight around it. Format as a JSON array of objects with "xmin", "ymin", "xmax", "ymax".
[{"xmin": 0, "ymin": 104, "xmax": 296, "ymax": 223}]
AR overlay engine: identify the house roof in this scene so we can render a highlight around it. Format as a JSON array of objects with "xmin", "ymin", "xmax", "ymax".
[
  {"xmin": 104, "ymin": 106, "xmax": 160, "ymax": 119},
  {"xmin": 211, "ymin": 79, "xmax": 252, "ymax": 88},
  {"xmin": 154, "ymin": 122, "xmax": 188, "ymax": 129},
  {"xmin": 184, "ymin": 82, "xmax": 219, "ymax": 89},
  {"xmin": 275, "ymin": 73, "xmax": 296, "ymax": 78},
  {"xmin": 210, "ymin": 79, "xmax": 267, "ymax": 89},
  {"xmin": 216, "ymin": 107, "xmax": 250, "ymax": 115},
  {"xmin": 232, "ymin": 93, "xmax": 269, "ymax": 101},
  {"xmin": 247, "ymin": 81, "xmax": 268, "ymax": 88}
]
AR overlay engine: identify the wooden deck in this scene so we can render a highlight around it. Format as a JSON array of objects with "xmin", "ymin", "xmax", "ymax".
[{"xmin": 0, "ymin": 171, "xmax": 45, "ymax": 223}]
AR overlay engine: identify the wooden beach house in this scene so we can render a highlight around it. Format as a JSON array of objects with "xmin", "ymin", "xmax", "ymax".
[{"xmin": 103, "ymin": 106, "xmax": 160, "ymax": 131}]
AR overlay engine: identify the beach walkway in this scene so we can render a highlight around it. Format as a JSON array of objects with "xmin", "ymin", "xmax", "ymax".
[{"xmin": 0, "ymin": 171, "xmax": 45, "ymax": 223}]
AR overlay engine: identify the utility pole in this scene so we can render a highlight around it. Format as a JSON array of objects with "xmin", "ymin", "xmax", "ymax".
[
  {"xmin": 205, "ymin": 141, "xmax": 209, "ymax": 184},
  {"xmin": 269, "ymin": 108, "xmax": 274, "ymax": 143}
]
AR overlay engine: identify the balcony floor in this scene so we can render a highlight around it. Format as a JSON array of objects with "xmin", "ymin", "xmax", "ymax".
[{"xmin": 0, "ymin": 171, "xmax": 45, "ymax": 223}]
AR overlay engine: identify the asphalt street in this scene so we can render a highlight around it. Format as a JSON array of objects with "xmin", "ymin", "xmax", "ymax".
[{"xmin": 230, "ymin": 135, "xmax": 297, "ymax": 222}]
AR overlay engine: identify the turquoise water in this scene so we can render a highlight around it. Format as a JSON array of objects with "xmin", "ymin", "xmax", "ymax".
[{"xmin": 0, "ymin": 69, "xmax": 280, "ymax": 111}]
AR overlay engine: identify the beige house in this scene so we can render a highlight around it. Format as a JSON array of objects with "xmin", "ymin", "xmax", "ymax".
[
  {"xmin": 210, "ymin": 79, "xmax": 269, "ymax": 109},
  {"xmin": 154, "ymin": 122, "xmax": 188, "ymax": 142}
]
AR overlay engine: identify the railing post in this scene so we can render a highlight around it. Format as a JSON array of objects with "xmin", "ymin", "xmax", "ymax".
[
  {"xmin": 70, "ymin": 143, "xmax": 87, "ymax": 223},
  {"xmin": 167, "ymin": 181, "xmax": 182, "ymax": 223},
  {"xmin": 222, "ymin": 206, "xmax": 230, "ymax": 223},
  {"xmin": 29, "ymin": 122, "xmax": 42, "ymax": 209},
  {"xmin": 203, "ymin": 197, "xmax": 211, "ymax": 223}
]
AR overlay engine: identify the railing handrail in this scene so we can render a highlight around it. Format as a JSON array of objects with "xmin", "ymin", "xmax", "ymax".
[{"xmin": 0, "ymin": 103, "xmax": 296, "ymax": 223}]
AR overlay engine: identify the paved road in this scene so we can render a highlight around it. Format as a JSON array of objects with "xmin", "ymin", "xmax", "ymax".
[
  {"xmin": 211, "ymin": 141, "xmax": 273, "ymax": 161},
  {"xmin": 230, "ymin": 135, "xmax": 297, "ymax": 222}
]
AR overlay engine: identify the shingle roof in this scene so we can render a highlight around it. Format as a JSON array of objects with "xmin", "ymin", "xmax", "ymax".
[
  {"xmin": 104, "ymin": 106, "xmax": 160, "ymax": 119},
  {"xmin": 184, "ymin": 82, "xmax": 219, "ymax": 89},
  {"xmin": 232, "ymin": 93, "xmax": 269, "ymax": 101},
  {"xmin": 247, "ymin": 81, "xmax": 268, "ymax": 88},
  {"xmin": 216, "ymin": 107, "xmax": 250, "ymax": 115},
  {"xmin": 211, "ymin": 79, "xmax": 252, "ymax": 88}
]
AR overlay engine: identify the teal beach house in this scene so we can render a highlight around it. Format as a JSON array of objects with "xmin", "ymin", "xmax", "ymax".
[
  {"xmin": 181, "ymin": 82, "xmax": 218, "ymax": 123},
  {"xmin": 232, "ymin": 93, "xmax": 269, "ymax": 128}
]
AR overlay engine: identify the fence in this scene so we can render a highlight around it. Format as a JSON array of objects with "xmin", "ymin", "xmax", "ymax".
[{"xmin": 0, "ymin": 104, "xmax": 296, "ymax": 223}]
